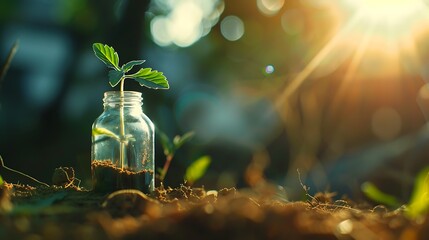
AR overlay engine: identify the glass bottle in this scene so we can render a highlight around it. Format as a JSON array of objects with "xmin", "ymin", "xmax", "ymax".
[{"xmin": 91, "ymin": 91, "xmax": 154, "ymax": 193}]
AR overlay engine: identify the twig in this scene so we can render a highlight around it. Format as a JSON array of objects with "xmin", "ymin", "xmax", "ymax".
[
  {"xmin": 0, "ymin": 155, "xmax": 49, "ymax": 187},
  {"xmin": 0, "ymin": 40, "xmax": 19, "ymax": 90},
  {"xmin": 60, "ymin": 167, "xmax": 81, "ymax": 188},
  {"xmin": 297, "ymin": 169, "xmax": 317, "ymax": 203}
]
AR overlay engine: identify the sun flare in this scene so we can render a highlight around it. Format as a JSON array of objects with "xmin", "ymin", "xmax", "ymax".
[
  {"xmin": 275, "ymin": 0, "xmax": 429, "ymax": 186},
  {"xmin": 277, "ymin": 0, "xmax": 429, "ymax": 107},
  {"xmin": 348, "ymin": 0, "xmax": 426, "ymax": 21},
  {"xmin": 343, "ymin": 0, "xmax": 429, "ymax": 38},
  {"xmin": 276, "ymin": 0, "xmax": 429, "ymax": 167}
]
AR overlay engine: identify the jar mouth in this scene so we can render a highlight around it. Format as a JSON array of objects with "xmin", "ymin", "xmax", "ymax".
[
  {"xmin": 103, "ymin": 91, "xmax": 143, "ymax": 106},
  {"xmin": 104, "ymin": 91, "xmax": 142, "ymax": 96}
]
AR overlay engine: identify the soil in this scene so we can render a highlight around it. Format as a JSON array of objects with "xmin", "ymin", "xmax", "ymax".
[
  {"xmin": 0, "ymin": 169, "xmax": 428, "ymax": 240},
  {"xmin": 91, "ymin": 160, "xmax": 153, "ymax": 193}
]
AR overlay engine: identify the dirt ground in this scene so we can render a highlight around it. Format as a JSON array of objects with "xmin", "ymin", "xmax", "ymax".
[{"xmin": 0, "ymin": 169, "xmax": 428, "ymax": 240}]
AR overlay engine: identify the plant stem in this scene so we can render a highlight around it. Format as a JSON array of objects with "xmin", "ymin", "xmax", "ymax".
[
  {"xmin": 120, "ymin": 77, "xmax": 125, "ymax": 92},
  {"xmin": 0, "ymin": 40, "xmax": 19, "ymax": 90},
  {"xmin": 119, "ymin": 78, "xmax": 126, "ymax": 170},
  {"xmin": 160, "ymin": 154, "xmax": 173, "ymax": 182}
]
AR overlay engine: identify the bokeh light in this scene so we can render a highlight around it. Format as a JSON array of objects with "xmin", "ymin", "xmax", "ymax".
[
  {"xmin": 371, "ymin": 107, "xmax": 402, "ymax": 141},
  {"xmin": 150, "ymin": 0, "xmax": 224, "ymax": 47},
  {"xmin": 281, "ymin": 9, "xmax": 305, "ymax": 36},
  {"xmin": 256, "ymin": 0, "xmax": 285, "ymax": 16},
  {"xmin": 220, "ymin": 15, "xmax": 245, "ymax": 41},
  {"xmin": 150, "ymin": 16, "xmax": 171, "ymax": 47},
  {"xmin": 265, "ymin": 65, "xmax": 275, "ymax": 74}
]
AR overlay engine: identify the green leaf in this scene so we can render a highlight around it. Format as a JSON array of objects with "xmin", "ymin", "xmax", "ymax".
[
  {"xmin": 407, "ymin": 167, "xmax": 429, "ymax": 218},
  {"xmin": 185, "ymin": 156, "xmax": 211, "ymax": 185},
  {"xmin": 173, "ymin": 131, "xmax": 195, "ymax": 150},
  {"xmin": 92, "ymin": 43, "xmax": 120, "ymax": 70},
  {"xmin": 157, "ymin": 130, "xmax": 174, "ymax": 156},
  {"xmin": 122, "ymin": 60, "xmax": 145, "ymax": 73},
  {"xmin": 128, "ymin": 68, "xmax": 169, "ymax": 89},
  {"xmin": 108, "ymin": 70, "xmax": 124, "ymax": 87},
  {"xmin": 156, "ymin": 167, "xmax": 164, "ymax": 176},
  {"xmin": 92, "ymin": 127, "xmax": 120, "ymax": 141},
  {"xmin": 0, "ymin": 175, "xmax": 3, "ymax": 187},
  {"xmin": 361, "ymin": 182, "xmax": 400, "ymax": 207}
]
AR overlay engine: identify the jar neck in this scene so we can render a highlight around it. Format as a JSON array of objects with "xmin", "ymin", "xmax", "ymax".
[{"xmin": 103, "ymin": 91, "xmax": 143, "ymax": 109}]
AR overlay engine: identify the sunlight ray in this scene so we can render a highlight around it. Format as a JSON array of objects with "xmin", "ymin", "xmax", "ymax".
[
  {"xmin": 327, "ymin": 20, "xmax": 375, "ymax": 120},
  {"xmin": 401, "ymin": 37, "xmax": 424, "ymax": 82},
  {"xmin": 275, "ymin": 15, "xmax": 360, "ymax": 113},
  {"xmin": 398, "ymin": 35, "xmax": 427, "ymax": 123}
]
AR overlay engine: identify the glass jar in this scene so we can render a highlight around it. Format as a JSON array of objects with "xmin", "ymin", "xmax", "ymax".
[{"xmin": 91, "ymin": 91, "xmax": 154, "ymax": 193}]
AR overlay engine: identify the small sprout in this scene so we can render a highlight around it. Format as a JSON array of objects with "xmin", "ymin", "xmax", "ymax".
[
  {"xmin": 185, "ymin": 155, "xmax": 211, "ymax": 185},
  {"xmin": 406, "ymin": 166, "xmax": 429, "ymax": 219},
  {"xmin": 361, "ymin": 166, "xmax": 429, "ymax": 219},
  {"xmin": 157, "ymin": 130, "xmax": 195, "ymax": 182},
  {"xmin": 361, "ymin": 182, "xmax": 400, "ymax": 207}
]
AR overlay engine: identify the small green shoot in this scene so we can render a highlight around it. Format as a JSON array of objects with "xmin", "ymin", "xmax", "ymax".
[
  {"xmin": 92, "ymin": 43, "xmax": 169, "ymax": 169},
  {"xmin": 406, "ymin": 166, "xmax": 429, "ymax": 219},
  {"xmin": 185, "ymin": 155, "xmax": 211, "ymax": 185},
  {"xmin": 361, "ymin": 167, "xmax": 429, "ymax": 219},
  {"xmin": 361, "ymin": 182, "xmax": 400, "ymax": 207},
  {"xmin": 157, "ymin": 130, "xmax": 195, "ymax": 182}
]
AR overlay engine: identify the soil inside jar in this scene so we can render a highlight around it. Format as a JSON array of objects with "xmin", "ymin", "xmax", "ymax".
[{"xmin": 91, "ymin": 160, "xmax": 153, "ymax": 193}]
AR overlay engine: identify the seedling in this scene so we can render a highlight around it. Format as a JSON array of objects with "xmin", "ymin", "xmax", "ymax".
[
  {"xmin": 92, "ymin": 43, "xmax": 169, "ymax": 170},
  {"xmin": 157, "ymin": 130, "xmax": 211, "ymax": 185},
  {"xmin": 362, "ymin": 166, "xmax": 429, "ymax": 219},
  {"xmin": 157, "ymin": 130, "xmax": 195, "ymax": 181}
]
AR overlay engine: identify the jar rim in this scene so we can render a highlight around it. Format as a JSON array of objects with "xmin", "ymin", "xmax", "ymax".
[
  {"xmin": 103, "ymin": 91, "xmax": 143, "ymax": 105},
  {"xmin": 104, "ymin": 91, "xmax": 142, "ymax": 96}
]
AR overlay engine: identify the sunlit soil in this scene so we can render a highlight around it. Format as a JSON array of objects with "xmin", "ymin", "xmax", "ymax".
[{"xmin": 0, "ymin": 175, "xmax": 428, "ymax": 240}]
